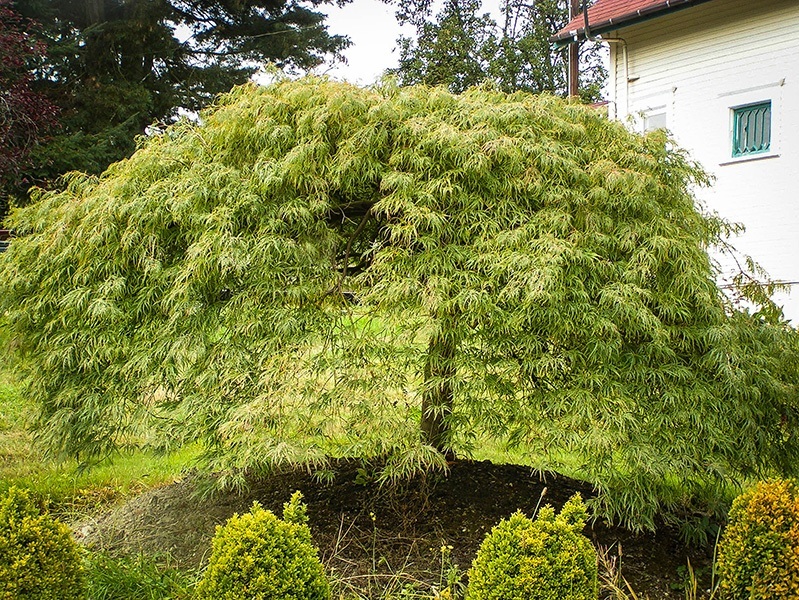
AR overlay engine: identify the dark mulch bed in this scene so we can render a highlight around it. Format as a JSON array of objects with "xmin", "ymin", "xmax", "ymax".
[{"xmin": 75, "ymin": 459, "xmax": 714, "ymax": 598}]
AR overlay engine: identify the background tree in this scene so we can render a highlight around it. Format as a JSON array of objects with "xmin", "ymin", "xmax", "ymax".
[
  {"xmin": 391, "ymin": 0, "xmax": 605, "ymax": 100},
  {"xmin": 489, "ymin": 0, "xmax": 604, "ymax": 98},
  {"xmin": 2, "ymin": 79, "xmax": 798, "ymax": 532},
  {"xmin": 11, "ymin": 0, "xmax": 350, "ymax": 196},
  {"xmin": 393, "ymin": 0, "xmax": 497, "ymax": 93},
  {"xmin": 0, "ymin": 0, "xmax": 59, "ymax": 219}
]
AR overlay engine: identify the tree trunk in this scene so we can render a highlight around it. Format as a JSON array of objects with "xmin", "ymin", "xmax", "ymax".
[
  {"xmin": 83, "ymin": 0, "xmax": 109, "ymax": 78},
  {"xmin": 85, "ymin": 0, "xmax": 104, "ymax": 26},
  {"xmin": 421, "ymin": 328, "xmax": 456, "ymax": 457}
]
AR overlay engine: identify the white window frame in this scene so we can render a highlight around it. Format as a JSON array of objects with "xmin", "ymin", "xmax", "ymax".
[
  {"xmin": 628, "ymin": 89, "xmax": 674, "ymax": 135},
  {"xmin": 642, "ymin": 107, "xmax": 668, "ymax": 133},
  {"xmin": 717, "ymin": 79, "xmax": 784, "ymax": 166},
  {"xmin": 731, "ymin": 101, "xmax": 772, "ymax": 158}
]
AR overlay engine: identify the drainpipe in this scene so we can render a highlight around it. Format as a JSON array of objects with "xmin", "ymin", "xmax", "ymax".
[
  {"xmin": 603, "ymin": 38, "xmax": 630, "ymax": 119},
  {"xmin": 581, "ymin": 1, "xmax": 630, "ymax": 119},
  {"xmin": 582, "ymin": 0, "xmax": 595, "ymax": 41}
]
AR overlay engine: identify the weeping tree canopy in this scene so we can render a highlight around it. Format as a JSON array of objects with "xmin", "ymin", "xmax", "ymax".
[{"xmin": 2, "ymin": 78, "xmax": 798, "ymax": 531}]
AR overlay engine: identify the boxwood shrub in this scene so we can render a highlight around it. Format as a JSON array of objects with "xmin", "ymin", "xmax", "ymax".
[
  {"xmin": 466, "ymin": 493, "xmax": 598, "ymax": 600},
  {"xmin": 0, "ymin": 486, "xmax": 85, "ymax": 599},
  {"xmin": 717, "ymin": 479, "xmax": 799, "ymax": 599},
  {"xmin": 196, "ymin": 491, "xmax": 329, "ymax": 600}
]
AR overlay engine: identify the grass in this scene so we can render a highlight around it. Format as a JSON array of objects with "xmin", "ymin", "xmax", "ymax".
[
  {"xmin": 84, "ymin": 552, "xmax": 196, "ymax": 600},
  {"xmin": 0, "ymin": 355, "xmax": 200, "ymax": 598},
  {"xmin": 471, "ymin": 437, "xmax": 587, "ymax": 481},
  {"xmin": 0, "ymin": 352, "xmax": 199, "ymax": 519}
]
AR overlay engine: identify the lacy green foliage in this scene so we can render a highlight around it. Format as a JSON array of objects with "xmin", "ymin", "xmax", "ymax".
[
  {"xmin": 3, "ymin": 78, "xmax": 799, "ymax": 530},
  {"xmin": 0, "ymin": 486, "xmax": 85, "ymax": 599},
  {"xmin": 196, "ymin": 491, "xmax": 330, "ymax": 600},
  {"xmin": 466, "ymin": 494, "xmax": 598, "ymax": 600},
  {"xmin": 717, "ymin": 479, "xmax": 799, "ymax": 599}
]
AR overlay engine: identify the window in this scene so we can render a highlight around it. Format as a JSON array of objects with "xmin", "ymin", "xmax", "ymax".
[
  {"xmin": 732, "ymin": 101, "xmax": 771, "ymax": 157},
  {"xmin": 643, "ymin": 110, "xmax": 667, "ymax": 132}
]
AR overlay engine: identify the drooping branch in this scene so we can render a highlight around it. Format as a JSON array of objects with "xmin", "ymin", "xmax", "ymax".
[
  {"xmin": 5, "ymin": 78, "xmax": 798, "ymax": 533},
  {"xmin": 320, "ymin": 205, "xmax": 375, "ymax": 301},
  {"xmin": 326, "ymin": 198, "xmax": 377, "ymax": 222},
  {"xmin": 342, "ymin": 207, "xmax": 373, "ymax": 281}
]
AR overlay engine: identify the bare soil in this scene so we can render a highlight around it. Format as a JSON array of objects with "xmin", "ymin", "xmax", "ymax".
[{"xmin": 74, "ymin": 459, "xmax": 713, "ymax": 598}]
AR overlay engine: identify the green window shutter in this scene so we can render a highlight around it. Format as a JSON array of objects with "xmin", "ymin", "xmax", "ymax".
[{"xmin": 732, "ymin": 101, "xmax": 771, "ymax": 157}]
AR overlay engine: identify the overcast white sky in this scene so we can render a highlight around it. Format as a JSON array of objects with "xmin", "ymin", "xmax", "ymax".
[
  {"xmin": 317, "ymin": 0, "xmax": 411, "ymax": 85},
  {"xmin": 317, "ymin": 0, "xmax": 504, "ymax": 85}
]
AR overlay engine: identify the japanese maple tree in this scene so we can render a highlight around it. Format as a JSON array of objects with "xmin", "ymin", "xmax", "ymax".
[{"xmin": 3, "ymin": 79, "xmax": 798, "ymax": 531}]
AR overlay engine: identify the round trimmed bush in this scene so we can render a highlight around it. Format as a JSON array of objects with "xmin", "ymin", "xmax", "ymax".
[
  {"xmin": 717, "ymin": 479, "xmax": 799, "ymax": 599},
  {"xmin": 196, "ymin": 491, "xmax": 330, "ymax": 600},
  {"xmin": 466, "ymin": 493, "xmax": 598, "ymax": 600},
  {"xmin": 0, "ymin": 486, "xmax": 86, "ymax": 599}
]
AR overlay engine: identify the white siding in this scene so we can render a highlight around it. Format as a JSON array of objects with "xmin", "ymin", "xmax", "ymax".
[{"xmin": 608, "ymin": 0, "xmax": 799, "ymax": 322}]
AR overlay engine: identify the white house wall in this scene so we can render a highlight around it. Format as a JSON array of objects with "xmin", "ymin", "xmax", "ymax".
[{"xmin": 607, "ymin": 0, "xmax": 799, "ymax": 322}]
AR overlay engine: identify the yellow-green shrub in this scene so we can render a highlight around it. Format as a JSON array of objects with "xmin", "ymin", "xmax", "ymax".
[
  {"xmin": 196, "ymin": 491, "xmax": 330, "ymax": 600},
  {"xmin": 717, "ymin": 479, "xmax": 799, "ymax": 599},
  {"xmin": 0, "ymin": 486, "xmax": 85, "ymax": 599},
  {"xmin": 465, "ymin": 494, "xmax": 598, "ymax": 600}
]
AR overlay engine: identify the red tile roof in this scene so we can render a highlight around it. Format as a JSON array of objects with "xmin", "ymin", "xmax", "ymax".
[{"xmin": 552, "ymin": 0, "xmax": 716, "ymax": 44}]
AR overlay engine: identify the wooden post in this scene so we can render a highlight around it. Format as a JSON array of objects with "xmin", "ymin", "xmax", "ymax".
[{"xmin": 568, "ymin": 0, "xmax": 581, "ymax": 97}]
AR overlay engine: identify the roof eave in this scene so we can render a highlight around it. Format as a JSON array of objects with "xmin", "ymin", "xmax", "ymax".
[
  {"xmin": 551, "ymin": 0, "xmax": 716, "ymax": 47},
  {"xmin": 551, "ymin": 21, "xmax": 624, "ymax": 47}
]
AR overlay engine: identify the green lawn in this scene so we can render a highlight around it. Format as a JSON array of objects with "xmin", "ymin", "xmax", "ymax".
[{"xmin": 0, "ymin": 357, "xmax": 199, "ymax": 518}]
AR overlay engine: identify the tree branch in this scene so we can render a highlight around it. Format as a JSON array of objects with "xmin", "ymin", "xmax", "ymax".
[
  {"xmin": 319, "ymin": 206, "xmax": 373, "ymax": 302},
  {"xmin": 326, "ymin": 198, "xmax": 378, "ymax": 222},
  {"xmin": 342, "ymin": 206, "xmax": 373, "ymax": 281}
]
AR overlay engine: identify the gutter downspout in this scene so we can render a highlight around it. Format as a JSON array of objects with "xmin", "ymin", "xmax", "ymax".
[
  {"xmin": 602, "ymin": 38, "xmax": 630, "ymax": 120},
  {"xmin": 581, "ymin": 1, "xmax": 630, "ymax": 119},
  {"xmin": 582, "ymin": 0, "xmax": 594, "ymax": 41}
]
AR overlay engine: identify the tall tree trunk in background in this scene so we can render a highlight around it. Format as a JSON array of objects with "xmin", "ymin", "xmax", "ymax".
[
  {"xmin": 421, "ymin": 327, "xmax": 456, "ymax": 456},
  {"xmin": 84, "ymin": 0, "xmax": 110, "ymax": 77},
  {"xmin": 85, "ymin": 0, "xmax": 104, "ymax": 25},
  {"xmin": 568, "ymin": 0, "xmax": 580, "ymax": 96}
]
